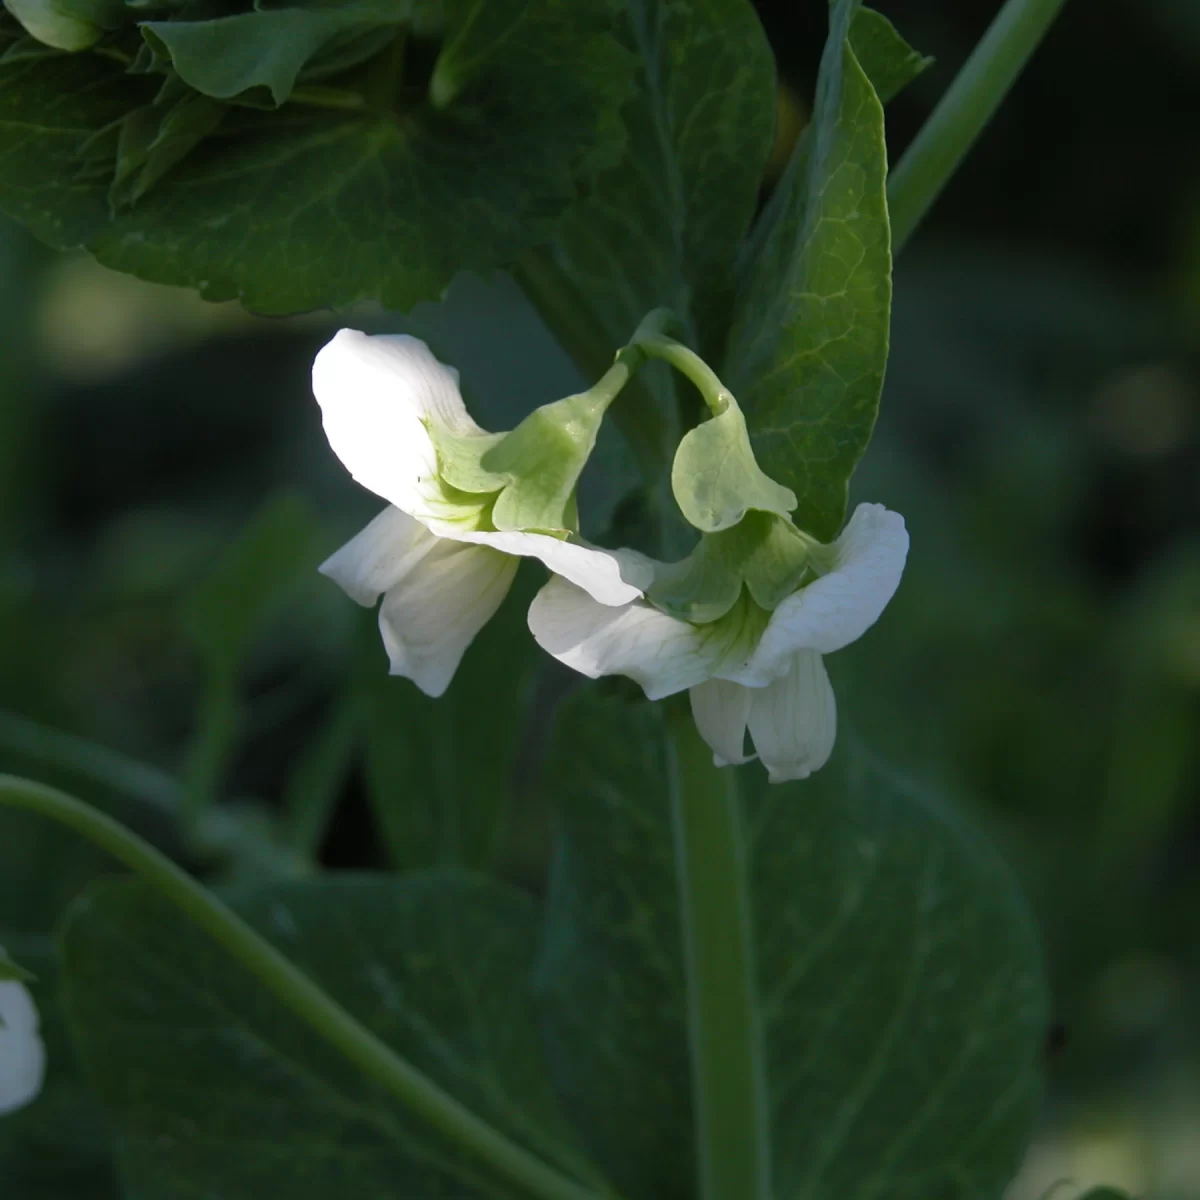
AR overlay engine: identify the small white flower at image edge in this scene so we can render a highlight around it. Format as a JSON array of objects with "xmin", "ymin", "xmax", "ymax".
[{"xmin": 0, "ymin": 963, "xmax": 46, "ymax": 1116}]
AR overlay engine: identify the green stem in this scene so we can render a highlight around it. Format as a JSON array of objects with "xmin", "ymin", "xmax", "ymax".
[
  {"xmin": 665, "ymin": 706, "xmax": 769, "ymax": 1200},
  {"xmin": 887, "ymin": 0, "xmax": 1069, "ymax": 252},
  {"xmin": 0, "ymin": 775, "xmax": 606, "ymax": 1200},
  {"xmin": 634, "ymin": 336, "xmax": 731, "ymax": 418}
]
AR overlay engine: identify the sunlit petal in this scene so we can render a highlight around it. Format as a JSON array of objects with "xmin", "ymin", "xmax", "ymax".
[
  {"xmin": 689, "ymin": 678, "xmax": 754, "ymax": 766},
  {"xmin": 528, "ymin": 577, "xmax": 730, "ymax": 700},
  {"xmin": 738, "ymin": 503, "xmax": 908, "ymax": 683},
  {"xmin": 312, "ymin": 330, "xmax": 482, "ymax": 515},
  {"xmin": 747, "ymin": 650, "xmax": 837, "ymax": 783},
  {"xmin": 378, "ymin": 540, "xmax": 517, "ymax": 698},
  {"xmin": 458, "ymin": 529, "xmax": 654, "ymax": 606},
  {"xmin": 318, "ymin": 507, "xmax": 439, "ymax": 607}
]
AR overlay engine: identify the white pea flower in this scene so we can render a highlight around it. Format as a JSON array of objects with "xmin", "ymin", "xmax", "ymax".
[
  {"xmin": 314, "ymin": 330, "xmax": 652, "ymax": 697},
  {"xmin": 0, "ymin": 957, "xmax": 45, "ymax": 1116},
  {"xmin": 529, "ymin": 503, "xmax": 908, "ymax": 782}
]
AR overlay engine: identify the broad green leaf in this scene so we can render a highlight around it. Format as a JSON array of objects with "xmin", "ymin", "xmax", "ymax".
[
  {"xmin": 535, "ymin": 691, "xmax": 1048, "ymax": 1200},
  {"xmin": 519, "ymin": 0, "xmax": 777, "ymax": 494},
  {"xmin": 141, "ymin": 2, "xmax": 405, "ymax": 106},
  {"xmin": 725, "ymin": 0, "xmax": 891, "ymax": 541},
  {"xmin": 61, "ymin": 871, "xmax": 602, "ymax": 1199},
  {"xmin": 110, "ymin": 84, "xmax": 226, "ymax": 209},
  {"xmin": 0, "ymin": 0, "xmax": 633, "ymax": 312},
  {"xmin": 360, "ymin": 566, "xmax": 539, "ymax": 870},
  {"xmin": 183, "ymin": 491, "xmax": 324, "ymax": 669},
  {"xmin": 849, "ymin": 7, "xmax": 932, "ymax": 105}
]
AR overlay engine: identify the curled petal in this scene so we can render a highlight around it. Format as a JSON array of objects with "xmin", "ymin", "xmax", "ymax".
[
  {"xmin": 313, "ymin": 330, "xmax": 483, "ymax": 518},
  {"xmin": 689, "ymin": 679, "xmax": 754, "ymax": 766},
  {"xmin": 737, "ymin": 503, "xmax": 908, "ymax": 684},
  {"xmin": 0, "ymin": 978, "xmax": 45, "ymax": 1115},
  {"xmin": 460, "ymin": 530, "xmax": 653, "ymax": 606},
  {"xmin": 528, "ymin": 578, "xmax": 754, "ymax": 700},
  {"xmin": 318, "ymin": 507, "xmax": 438, "ymax": 607},
  {"xmin": 378, "ymin": 540, "xmax": 517, "ymax": 698},
  {"xmin": 747, "ymin": 650, "xmax": 837, "ymax": 783}
]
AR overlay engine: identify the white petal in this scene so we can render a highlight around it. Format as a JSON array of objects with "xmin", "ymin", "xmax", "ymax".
[
  {"xmin": 747, "ymin": 650, "xmax": 837, "ymax": 783},
  {"xmin": 528, "ymin": 577, "xmax": 743, "ymax": 700},
  {"xmin": 737, "ymin": 503, "xmax": 908, "ymax": 683},
  {"xmin": 319, "ymin": 507, "xmax": 439, "ymax": 607},
  {"xmin": 689, "ymin": 679, "xmax": 754, "ymax": 766},
  {"xmin": 0, "ymin": 978, "xmax": 45, "ymax": 1116},
  {"xmin": 312, "ymin": 330, "xmax": 484, "ymax": 516},
  {"xmin": 456, "ymin": 530, "xmax": 654, "ymax": 606},
  {"xmin": 378, "ymin": 540, "xmax": 517, "ymax": 698}
]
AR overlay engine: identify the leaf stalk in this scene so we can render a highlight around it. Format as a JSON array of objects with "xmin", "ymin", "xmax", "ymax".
[
  {"xmin": 888, "ymin": 0, "xmax": 1070, "ymax": 251},
  {"xmin": 0, "ymin": 774, "xmax": 608, "ymax": 1200},
  {"xmin": 665, "ymin": 706, "xmax": 770, "ymax": 1200}
]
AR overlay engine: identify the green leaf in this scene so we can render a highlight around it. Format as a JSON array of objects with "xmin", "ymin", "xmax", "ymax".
[
  {"xmin": 3, "ymin": 0, "xmax": 104, "ymax": 50},
  {"xmin": 360, "ymin": 566, "xmax": 539, "ymax": 871},
  {"xmin": 519, "ymin": 0, "xmax": 777, "ymax": 478},
  {"xmin": 184, "ymin": 491, "xmax": 324, "ymax": 669},
  {"xmin": 110, "ymin": 83, "xmax": 227, "ymax": 210},
  {"xmin": 849, "ymin": 7, "xmax": 932, "ymax": 105},
  {"xmin": 141, "ymin": 2, "xmax": 406, "ymax": 107},
  {"xmin": 0, "ymin": 0, "xmax": 634, "ymax": 312},
  {"xmin": 535, "ymin": 690, "xmax": 1048, "ymax": 1200},
  {"xmin": 725, "ymin": 0, "xmax": 891, "ymax": 541},
  {"xmin": 61, "ymin": 871, "xmax": 601, "ymax": 1199}
]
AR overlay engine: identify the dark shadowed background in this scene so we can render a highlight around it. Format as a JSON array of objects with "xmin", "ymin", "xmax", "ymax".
[{"xmin": 1, "ymin": 1, "xmax": 1197, "ymax": 1195}]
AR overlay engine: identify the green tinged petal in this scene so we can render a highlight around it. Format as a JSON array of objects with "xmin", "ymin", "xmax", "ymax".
[
  {"xmin": 671, "ymin": 399, "xmax": 797, "ymax": 533},
  {"xmin": 649, "ymin": 511, "xmax": 812, "ymax": 623}
]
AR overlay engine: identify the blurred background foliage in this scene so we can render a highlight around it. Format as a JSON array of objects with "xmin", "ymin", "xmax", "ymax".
[{"xmin": 0, "ymin": 0, "xmax": 1197, "ymax": 1197}]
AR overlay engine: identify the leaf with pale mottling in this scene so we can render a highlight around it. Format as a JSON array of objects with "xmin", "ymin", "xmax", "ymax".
[{"xmin": 535, "ymin": 690, "xmax": 1048, "ymax": 1200}]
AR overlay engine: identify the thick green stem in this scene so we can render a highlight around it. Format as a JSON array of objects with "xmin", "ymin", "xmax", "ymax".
[
  {"xmin": 666, "ymin": 706, "xmax": 770, "ymax": 1200},
  {"xmin": 887, "ymin": 0, "xmax": 1069, "ymax": 252},
  {"xmin": 0, "ymin": 775, "xmax": 606, "ymax": 1200}
]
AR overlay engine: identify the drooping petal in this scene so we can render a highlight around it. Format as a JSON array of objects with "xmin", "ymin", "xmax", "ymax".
[
  {"xmin": 319, "ymin": 506, "xmax": 439, "ymax": 607},
  {"xmin": 528, "ymin": 577, "xmax": 756, "ymax": 700},
  {"xmin": 747, "ymin": 650, "xmax": 837, "ymax": 783},
  {"xmin": 458, "ymin": 529, "xmax": 654, "ymax": 606},
  {"xmin": 312, "ymin": 330, "xmax": 486, "ymax": 520},
  {"xmin": 378, "ymin": 540, "xmax": 517, "ymax": 698},
  {"xmin": 0, "ymin": 977, "xmax": 45, "ymax": 1115},
  {"xmin": 689, "ymin": 679, "xmax": 754, "ymax": 766},
  {"xmin": 735, "ymin": 503, "xmax": 908, "ymax": 684}
]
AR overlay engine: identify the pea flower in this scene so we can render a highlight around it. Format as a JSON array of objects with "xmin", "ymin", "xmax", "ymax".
[
  {"xmin": 528, "ymin": 503, "xmax": 908, "ymax": 782},
  {"xmin": 314, "ymin": 330, "xmax": 651, "ymax": 696},
  {"xmin": 0, "ymin": 953, "xmax": 45, "ymax": 1115}
]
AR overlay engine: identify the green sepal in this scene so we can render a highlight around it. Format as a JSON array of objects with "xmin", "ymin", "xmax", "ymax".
[
  {"xmin": 429, "ymin": 428, "xmax": 508, "ymax": 497},
  {"xmin": 649, "ymin": 511, "xmax": 812, "ymax": 623},
  {"xmin": 432, "ymin": 389, "xmax": 614, "ymax": 533},
  {"xmin": 671, "ymin": 398, "xmax": 797, "ymax": 533},
  {"xmin": 0, "ymin": 945, "xmax": 35, "ymax": 983}
]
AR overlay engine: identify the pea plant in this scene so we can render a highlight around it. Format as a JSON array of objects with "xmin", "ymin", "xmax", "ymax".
[{"xmin": 0, "ymin": 1, "xmax": 1091, "ymax": 1198}]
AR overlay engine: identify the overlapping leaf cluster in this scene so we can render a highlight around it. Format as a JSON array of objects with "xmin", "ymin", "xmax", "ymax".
[{"xmin": 0, "ymin": 0, "xmax": 633, "ymax": 308}]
